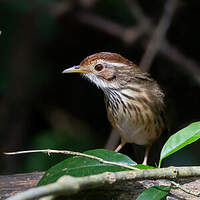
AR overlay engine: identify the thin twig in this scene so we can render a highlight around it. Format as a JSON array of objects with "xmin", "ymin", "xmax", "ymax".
[
  {"xmin": 140, "ymin": 0, "xmax": 178, "ymax": 71},
  {"xmin": 4, "ymin": 149, "xmax": 139, "ymax": 171},
  {"xmin": 77, "ymin": 11, "xmax": 144, "ymax": 44},
  {"xmin": 160, "ymin": 40, "xmax": 200, "ymax": 84},
  {"xmin": 125, "ymin": 0, "xmax": 151, "ymax": 27},
  {"xmin": 171, "ymin": 181, "xmax": 200, "ymax": 197},
  {"xmin": 77, "ymin": 12, "xmax": 125, "ymax": 38}
]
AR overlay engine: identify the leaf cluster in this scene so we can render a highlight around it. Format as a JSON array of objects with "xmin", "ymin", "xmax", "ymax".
[{"xmin": 38, "ymin": 122, "xmax": 200, "ymax": 199}]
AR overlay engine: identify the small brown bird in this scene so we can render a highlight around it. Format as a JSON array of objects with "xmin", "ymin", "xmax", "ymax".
[{"xmin": 63, "ymin": 52, "xmax": 166, "ymax": 165}]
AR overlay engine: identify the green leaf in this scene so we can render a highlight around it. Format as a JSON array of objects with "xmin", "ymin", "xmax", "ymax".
[
  {"xmin": 136, "ymin": 186, "xmax": 171, "ymax": 200},
  {"xmin": 38, "ymin": 149, "xmax": 137, "ymax": 186},
  {"xmin": 135, "ymin": 164, "xmax": 155, "ymax": 170},
  {"xmin": 159, "ymin": 122, "xmax": 200, "ymax": 167}
]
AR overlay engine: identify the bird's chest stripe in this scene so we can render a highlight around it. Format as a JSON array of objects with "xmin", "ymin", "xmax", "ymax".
[
  {"xmin": 105, "ymin": 88, "xmax": 156, "ymax": 126},
  {"xmin": 105, "ymin": 90, "xmax": 121, "ymax": 116}
]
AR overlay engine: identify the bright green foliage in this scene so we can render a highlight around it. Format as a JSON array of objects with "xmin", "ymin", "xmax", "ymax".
[
  {"xmin": 134, "ymin": 164, "xmax": 155, "ymax": 169},
  {"xmin": 38, "ymin": 149, "xmax": 137, "ymax": 186},
  {"xmin": 136, "ymin": 186, "xmax": 171, "ymax": 200},
  {"xmin": 159, "ymin": 122, "xmax": 200, "ymax": 167}
]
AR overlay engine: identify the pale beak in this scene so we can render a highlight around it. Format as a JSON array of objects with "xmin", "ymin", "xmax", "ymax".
[{"xmin": 62, "ymin": 65, "xmax": 89, "ymax": 74}]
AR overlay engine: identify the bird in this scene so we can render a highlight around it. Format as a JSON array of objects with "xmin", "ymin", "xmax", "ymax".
[{"xmin": 62, "ymin": 52, "xmax": 167, "ymax": 165}]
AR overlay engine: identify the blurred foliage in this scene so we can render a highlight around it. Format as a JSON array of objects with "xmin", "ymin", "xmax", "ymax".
[{"xmin": 23, "ymin": 129, "xmax": 97, "ymax": 172}]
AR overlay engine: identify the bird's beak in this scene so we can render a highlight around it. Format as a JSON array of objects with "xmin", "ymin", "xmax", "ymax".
[{"xmin": 62, "ymin": 65, "xmax": 89, "ymax": 74}]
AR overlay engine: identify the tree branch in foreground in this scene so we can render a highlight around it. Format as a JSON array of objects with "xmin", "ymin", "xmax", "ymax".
[
  {"xmin": 3, "ymin": 149, "xmax": 200, "ymax": 200},
  {"xmin": 4, "ymin": 166, "xmax": 200, "ymax": 200}
]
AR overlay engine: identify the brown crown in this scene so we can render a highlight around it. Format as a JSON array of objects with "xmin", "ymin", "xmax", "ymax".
[{"xmin": 80, "ymin": 52, "xmax": 134, "ymax": 67}]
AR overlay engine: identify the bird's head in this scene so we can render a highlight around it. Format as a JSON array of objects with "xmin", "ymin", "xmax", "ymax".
[{"xmin": 62, "ymin": 52, "xmax": 143, "ymax": 90}]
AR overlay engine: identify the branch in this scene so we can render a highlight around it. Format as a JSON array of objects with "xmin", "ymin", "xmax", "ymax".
[
  {"xmin": 160, "ymin": 41, "xmax": 200, "ymax": 85},
  {"xmin": 77, "ymin": 11, "xmax": 125, "ymax": 38},
  {"xmin": 76, "ymin": 11, "xmax": 145, "ymax": 45},
  {"xmin": 125, "ymin": 0, "xmax": 151, "ymax": 27},
  {"xmin": 4, "ymin": 149, "xmax": 139, "ymax": 171},
  {"xmin": 140, "ymin": 0, "xmax": 178, "ymax": 71},
  {"xmin": 39, "ymin": 0, "xmax": 200, "ymax": 85},
  {"xmin": 171, "ymin": 181, "xmax": 200, "ymax": 197},
  {"xmin": 5, "ymin": 167, "xmax": 200, "ymax": 200}
]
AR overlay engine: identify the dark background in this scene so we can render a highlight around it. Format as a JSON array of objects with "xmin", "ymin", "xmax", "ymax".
[{"xmin": 0, "ymin": 0, "xmax": 200, "ymax": 174}]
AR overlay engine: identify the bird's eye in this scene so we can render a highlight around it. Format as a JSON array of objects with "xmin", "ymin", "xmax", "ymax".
[{"xmin": 94, "ymin": 64, "xmax": 103, "ymax": 71}]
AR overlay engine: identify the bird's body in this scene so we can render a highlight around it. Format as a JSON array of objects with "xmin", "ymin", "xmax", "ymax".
[
  {"xmin": 63, "ymin": 52, "xmax": 167, "ymax": 164},
  {"xmin": 104, "ymin": 80, "xmax": 165, "ymax": 146}
]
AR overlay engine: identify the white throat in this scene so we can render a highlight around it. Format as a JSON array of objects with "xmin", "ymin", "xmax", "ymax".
[{"xmin": 82, "ymin": 73, "xmax": 118, "ymax": 91}]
